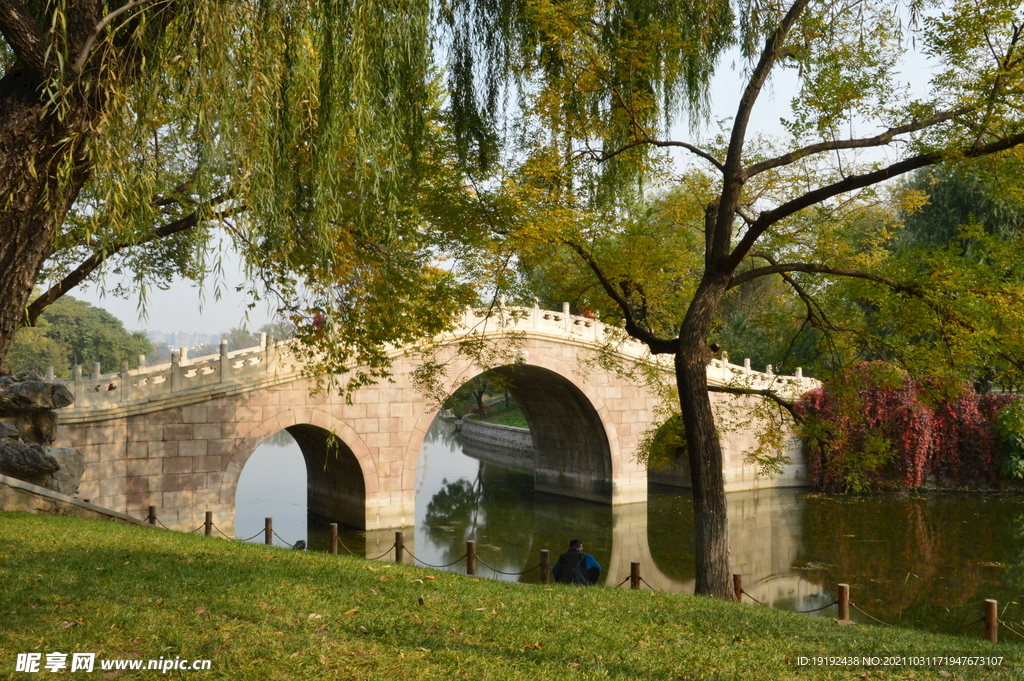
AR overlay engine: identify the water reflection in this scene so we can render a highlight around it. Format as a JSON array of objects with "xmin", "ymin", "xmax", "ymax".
[
  {"xmin": 234, "ymin": 429, "xmax": 307, "ymax": 545},
  {"xmin": 238, "ymin": 418, "xmax": 1024, "ymax": 635}
]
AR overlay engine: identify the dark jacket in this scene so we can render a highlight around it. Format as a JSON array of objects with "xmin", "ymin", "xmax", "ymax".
[{"xmin": 552, "ymin": 549, "xmax": 601, "ymax": 585}]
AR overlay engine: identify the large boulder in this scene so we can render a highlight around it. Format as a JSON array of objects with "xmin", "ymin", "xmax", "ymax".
[
  {"xmin": 0, "ymin": 378, "xmax": 73, "ymax": 412},
  {"xmin": 46, "ymin": 447, "xmax": 86, "ymax": 496},
  {"xmin": 0, "ymin": 440, "xmax": 60, "ymax": 481}
]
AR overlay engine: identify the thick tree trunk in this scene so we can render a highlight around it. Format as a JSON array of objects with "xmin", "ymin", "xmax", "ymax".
[
  {"xmin": 0, "ymin": 67, "xmax": 88, "ymax": 372},
  {"xmin": 677, "ymin": 275, "xmax": 732, "ymax": 599}
]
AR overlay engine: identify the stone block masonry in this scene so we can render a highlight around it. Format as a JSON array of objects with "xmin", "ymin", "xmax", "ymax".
[{"xmin": 52, "ymin": 304, "xmax": 816, "ymax": 534}]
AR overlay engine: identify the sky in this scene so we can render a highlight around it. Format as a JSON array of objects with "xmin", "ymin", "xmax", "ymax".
[{"xmin": 77, "ymin": 39, "xmax": 938, "ymax": 338}]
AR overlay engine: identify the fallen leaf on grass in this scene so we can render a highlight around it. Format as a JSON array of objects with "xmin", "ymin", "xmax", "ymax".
[
  {"xmin": 568, "ymin": 662, "xmax": 580, "ymax": 669},
  {"xmin": 358, "ymin": 626, "xmax": 370, "ymax": 635},
  {"xmin": 425, "ymin": 576, "xmax": 435, "ymax": 581},
  {"xmin": 417, "ymin": 647, "xmax": 431, "ymax": 653},
  {"xmin": 379, "ymin": 577, "xmax": 389, "ymax": 582},
  {"xmin": 308, "ymin": 613, "xmax": 323, "ymax": 619},
  {"xmin": 410, "ymin": 579, "xmax": 423, "ymax": 584},
  {"xmin": 195, "ymin": 608, "xmax": 211, "ymax": 619},
  {"xmin": 57, "ymin": 620, "xmax": 80, "ymax": 630},
  {"xmin": 524, "ymin": 642, "xmax": 543, "ymax": 650},
  {"xmin": 418, "ymin": 597, "xmax": 425, "ymax": 606},
  {"xmin": 344, "ymin": 609, "xmax": 359, "ymax": 616}
]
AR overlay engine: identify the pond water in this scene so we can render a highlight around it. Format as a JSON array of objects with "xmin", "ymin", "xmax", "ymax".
[{"xmin": 235, "ymin": 418, "xmax": 1024, "ymax": 636}]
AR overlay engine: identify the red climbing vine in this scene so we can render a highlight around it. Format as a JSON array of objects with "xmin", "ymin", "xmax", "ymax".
[{"xmin": 796, "ymin": 362, "xmax": 1019, "ymax": 492}]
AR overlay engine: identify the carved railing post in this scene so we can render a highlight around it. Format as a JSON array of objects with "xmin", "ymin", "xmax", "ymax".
[
  {"xmin": 138, "ymin": 354, "xmax": 147, "ymax": 369},
  {"xmin": 72, "ymin": 364, "xmax": 82, "ymax": 404},
  {"xmin": 170, "ymin": 351, "xmax": 181, "ymax": 393},
  {"xmin": 120, "ymin": 361, "xmax": 130, "ymax": 403},
  {"xmin": 91, "ymin": 362, "xmax": 101, "ymax": 380},
  {"xmin": 219, "ymin": 339, "xmax": 229, "ymax": 383},
  {"xmin": 45, "ymin": 366, "xmax": 54, "ymax": 381}
]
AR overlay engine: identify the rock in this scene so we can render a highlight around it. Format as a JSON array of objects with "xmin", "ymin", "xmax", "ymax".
[
  {"xmin": 0, "ymin": 380, "xmax": 73, "ymax": 412},
  {"xmin": 0, "ymin": 440, "xmax": 60, "ymax": 479},
  {"xmin": 0, "ymin": 421, "xmax": 19, "ymax": 441},
  {"xmin": 46, "ymin": 447, "xmax": 85, "ymax": 496}
]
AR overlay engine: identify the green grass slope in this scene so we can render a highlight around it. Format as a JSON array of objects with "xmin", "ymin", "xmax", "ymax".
[{"xmin": 0, "ymin": 511, "xmax": 1018, "ymax": 679}]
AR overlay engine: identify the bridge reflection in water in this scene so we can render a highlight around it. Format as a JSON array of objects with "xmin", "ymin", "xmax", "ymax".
[{"xmin": 276, "ymin": 418, "xmax": 825, "ymax": 611}]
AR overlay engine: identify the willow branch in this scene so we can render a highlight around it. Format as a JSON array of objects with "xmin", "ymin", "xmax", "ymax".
[
  {"xmin": 72, "ymin": 0, "xmax": 162, "ymax": 73},
  {"xmin": 26, "ymin": 198, "xmax": 244, "ymax": 325}
]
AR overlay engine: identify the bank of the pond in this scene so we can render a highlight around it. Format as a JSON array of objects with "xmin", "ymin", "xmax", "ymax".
[{"xmin": 1, "ymin": 512, "xmax": 1019, "ymax": 680}]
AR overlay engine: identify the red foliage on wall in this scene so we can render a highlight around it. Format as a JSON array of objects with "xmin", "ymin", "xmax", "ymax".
[{"xmin": 796, "ymin": 362, "xmax": 1018, "ymax": 491}]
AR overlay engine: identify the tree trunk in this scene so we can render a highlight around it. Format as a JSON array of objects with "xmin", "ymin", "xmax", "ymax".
[
  {"xmin": 0, "ymin": 67, "xmax": 88, "ymax": 373},
  {"xmin": 676, "ymin": 276, "xmax": 732, "ymax": 598}
]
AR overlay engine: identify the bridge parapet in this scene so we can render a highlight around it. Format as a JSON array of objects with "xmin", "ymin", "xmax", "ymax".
[{"xmin": 54, "ymin": 303, "xmax": 816, "ymax": 415}]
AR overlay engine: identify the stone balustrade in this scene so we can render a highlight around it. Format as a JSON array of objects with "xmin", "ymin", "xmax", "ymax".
[{"xmin": 53, "ymin": 303, "xmax": 817, "ymax": 415}]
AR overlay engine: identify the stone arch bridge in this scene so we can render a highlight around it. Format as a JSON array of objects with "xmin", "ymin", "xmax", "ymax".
[{"xmin": 54, "ymin": 304, "xmax": 815, "ymax": 535}]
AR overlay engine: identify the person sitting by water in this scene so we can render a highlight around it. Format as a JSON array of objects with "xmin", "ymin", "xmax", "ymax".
[{"xmin": 552, "ymin": 539, "xmax": 601, "ymax": 585}]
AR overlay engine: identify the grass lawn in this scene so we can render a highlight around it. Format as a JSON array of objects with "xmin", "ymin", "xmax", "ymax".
[
  {"xmin": 471, "ymin": 402, "xmax": 529, "ymax": 429},
  {"xmin": 0, "ymin": 511, "xmax": 1019, "ymax": 679}
]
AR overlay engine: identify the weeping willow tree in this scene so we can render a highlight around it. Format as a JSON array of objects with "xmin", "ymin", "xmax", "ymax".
[
  {"xmin": 0, "ymin": 0, "xmax": 486, "ymax": 378},
  {"xmin": 0, "ymin": 0, "xmax": 742, "ymax": 374}
]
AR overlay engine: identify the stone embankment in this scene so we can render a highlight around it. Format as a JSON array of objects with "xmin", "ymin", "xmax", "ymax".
[{"xmin": 457, "ymin": 417, "xmax": 535, "ymax": 473}]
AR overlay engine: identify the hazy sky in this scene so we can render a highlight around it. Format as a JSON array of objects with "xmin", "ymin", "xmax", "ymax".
[{"xmin": 76, "ymin": 42, "xmax": 936, "ymax": 337}]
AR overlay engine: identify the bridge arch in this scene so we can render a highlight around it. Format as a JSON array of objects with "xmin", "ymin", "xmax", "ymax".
[
  {"xmin": 222, "ymin": 409, "xmax": 377, "ymax": 529},
  {"xmin": 406, "ymin": 351, "xmax": 628, "ymax": 503}
]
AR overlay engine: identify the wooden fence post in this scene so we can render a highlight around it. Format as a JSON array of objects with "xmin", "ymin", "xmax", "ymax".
[
  {"xmin": 395, "ymin": 531, "xmax": 404, "ymax": 564},
  {"xmin": 630, "ymin": 562, "xmax": 641, "ymax": 590},
  {"xmin": 265, "ymin": 518, "xmax": 273, "ymax": 546},
  {"xmin": 985, "ymin": 599, "xmax": 998, "ymax": 644},
  {"xmin": 330, "ymin": 523, "xmax": 338, "ymax": 556},
  {"xmin": 733, "ymin": 574, "xmax": 742, "ymax": 602},
  {"xmin": 148, "ymin": 506, "xmax": 156, "ymax": 525},
  {"xmin": 204, "ymin": 511, "xmax": 212, "ymax": 536},
  {"xmin": 838, "ymin": 584, "xmax": 850, "ymax": 621},
  {"xmin": 467, "ymin": 540, "xmax": 476, "ymax": 575},
  {"xmin": 540, "ymin": 550, "xmax": 550, "ymax": 584}
]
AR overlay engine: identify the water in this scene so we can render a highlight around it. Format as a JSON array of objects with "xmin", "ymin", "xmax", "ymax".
[{"xmin": 235, "ymin": 418, "xmax": 1024, "ymax": 635}]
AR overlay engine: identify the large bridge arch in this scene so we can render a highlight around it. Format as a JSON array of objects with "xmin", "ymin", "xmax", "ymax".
[
  {"xmin": 223, "ymin": 409, "xmax": 377, "ymax": 529},
  {"xmin": 404, "ymin": 343, "xmax": 646, "ymax": 505}
]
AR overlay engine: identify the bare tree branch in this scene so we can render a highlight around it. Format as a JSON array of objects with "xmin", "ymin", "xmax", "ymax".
[
  {"xmin": 561, "ymin": 239, "xmax": 678, "ymax": 354},
  {"xmin": 711, "ymin": 0, "xmax": 811, "ymax": 265},
  {"xmin": 728, "ymin": 261, "xmax": 924, "ymax": 296},
  {"xmin": 707, "ymin": 383, "xmax": 801, "ymax": 421},
  {"xmin": 576, "ymin": 138, "xmax": 725, "ymax": 172},
  {"xmin": 742, "ymin": 107, "xmax": 970, "ymax": 179},
  {"xmin": 727, "ymin": 130, "xmax": 1024, "ymax": 271}
]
